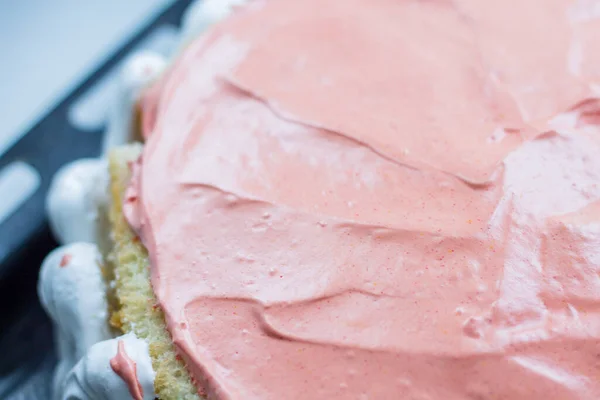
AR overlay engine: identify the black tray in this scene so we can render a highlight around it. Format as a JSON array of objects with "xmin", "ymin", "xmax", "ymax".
[{"xmin": 0, "ymin": 1, "xmax": 192, "ymax": 398}]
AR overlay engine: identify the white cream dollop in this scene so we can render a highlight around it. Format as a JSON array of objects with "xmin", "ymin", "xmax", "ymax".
[
  {"xmin": 103, "ymin": 52, "xmax": 167, "ymax": 153},
  {"xmin": 46, "ymin": 159, "xmax": 109, "ymax": 245},
  {"xmin": 38, "ymin": 243, "xmax": 112, "ymax": 398},
  {"xmin": 62, "ymin": 333, "xmax": 156, "ymax": 400},
  {"xmin": 180, "ymin": 0, "xmax": 248, "ymax": 46},
  {"xmin": 38, "ymin": 243, "xmax": 156, "ymax": 400}
]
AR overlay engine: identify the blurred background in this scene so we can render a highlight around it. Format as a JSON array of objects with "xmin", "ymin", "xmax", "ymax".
[
  {"xmin": 0, "ymin": 0, "xmax": 175, "ymax": 228},
  {"xmin": 0, "ymin": 1, "xmax": 186, "ymax": 398},
  {"xmin": 0, "ymin": 0, "xmax": 175, "ymax": 154}
]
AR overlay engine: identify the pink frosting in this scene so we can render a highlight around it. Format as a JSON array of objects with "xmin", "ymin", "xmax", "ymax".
[
  {"xmin": 110, "ymin": 340, "xmax": 144, "ymax": 400},
  {"xmin": 126, "ymin": 0, "xmax": 600, "ymax": 398}
]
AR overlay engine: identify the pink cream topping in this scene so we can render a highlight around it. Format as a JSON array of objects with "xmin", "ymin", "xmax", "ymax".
[
  {"xmin": 59, "ymin": 254, "xmax": 72, "ymax": 267},
  {"xmin": 110, "ymin": 340, "xmax": 144, "ymax": 400},
  {"xmin": 126, "ymin": 0, "xmax": 600, "ymax": 398}
]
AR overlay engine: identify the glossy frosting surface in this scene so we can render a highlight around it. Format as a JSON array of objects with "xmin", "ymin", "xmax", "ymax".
[{"xmin": 128, "ymin": 0, "xmax": 600, "ymax": 398}]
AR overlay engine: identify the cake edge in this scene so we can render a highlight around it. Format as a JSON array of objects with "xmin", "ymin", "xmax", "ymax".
[{"xmin": 107, "ymin": 143, "xmax": 201, "ymax": 400}]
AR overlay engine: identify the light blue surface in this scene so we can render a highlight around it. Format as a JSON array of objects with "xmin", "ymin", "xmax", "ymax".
[{"xmin": 0, "ymin": 0, "xmax": 176, "ymax": 156}]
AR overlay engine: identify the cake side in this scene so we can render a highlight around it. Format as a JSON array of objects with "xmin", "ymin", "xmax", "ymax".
[{"xmin": 107, "ymin": 144, "xmax": 201, "ymax": 400}]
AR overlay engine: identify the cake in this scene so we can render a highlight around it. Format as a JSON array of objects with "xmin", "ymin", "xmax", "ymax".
[{"xmin": 40, "ymin": 0, "xmax": 600, "ymax": 399}]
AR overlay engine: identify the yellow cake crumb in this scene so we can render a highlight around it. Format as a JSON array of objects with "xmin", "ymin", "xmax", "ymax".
[{"xmin": 107, "ymin": 144, "xmax": 201, "ymax": 400}]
